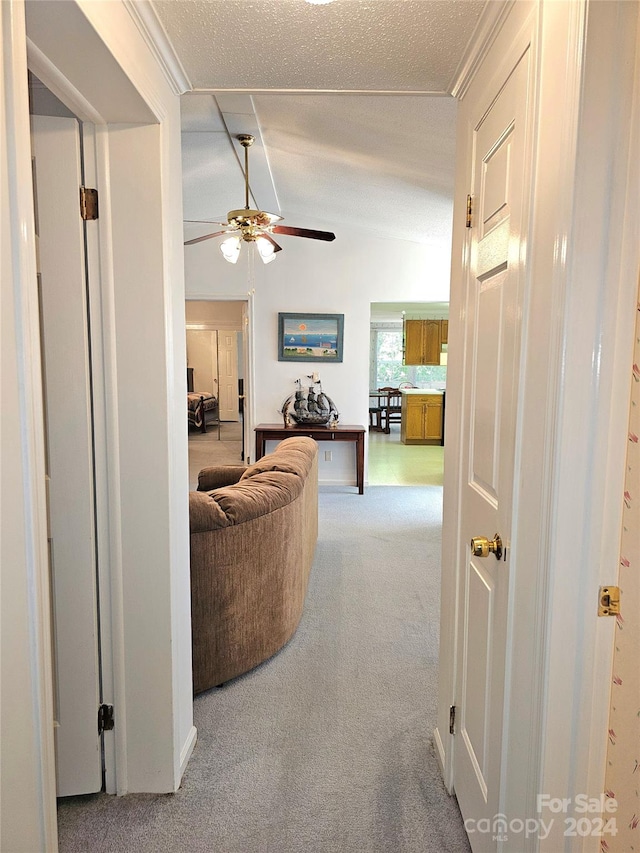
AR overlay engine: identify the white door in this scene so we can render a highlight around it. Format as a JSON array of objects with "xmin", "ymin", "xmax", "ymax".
[
  {"xmin": 31, "ymin": 115, "xmax": 103, "ymax": 796},
  {"xmin": 217, "ymin": 330, "xmax": 239, "ymax": 421},
  {"xmin": 453, "ymin": 46, "xmax": 532, "ymax": 850}
]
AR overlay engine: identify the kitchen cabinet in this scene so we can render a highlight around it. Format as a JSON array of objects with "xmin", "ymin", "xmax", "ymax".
[
  {"xmin": 400, "ymin": 391, "xmax": 444, "ymax": 445},
  {"xmin": 403, "ymin": 319, "xmax": 446, "ymax": 365}
]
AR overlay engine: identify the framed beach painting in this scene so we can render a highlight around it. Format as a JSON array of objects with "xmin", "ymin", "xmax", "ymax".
[{"xmin": 278, "ymin": 313, "xmax": 344, "ymax": 363}]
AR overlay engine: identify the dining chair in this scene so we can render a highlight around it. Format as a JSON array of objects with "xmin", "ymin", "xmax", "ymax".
[
  {"xmin": 369, "ymin": 393, "xmax": 384, "ymax": 431},
  {"xmin": 377, "ymin": 386, "xmax": 402, "ymax": 433}
]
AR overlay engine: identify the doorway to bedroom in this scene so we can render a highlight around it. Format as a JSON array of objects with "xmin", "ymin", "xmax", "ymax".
[{"xmin": 186, "ymin": 299, "xmax": 248, "ymax": 489}]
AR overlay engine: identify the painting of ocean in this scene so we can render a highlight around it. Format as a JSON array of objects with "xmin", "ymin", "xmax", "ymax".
[{"xmin": 278, "ymin": 314, "xmax": 344, "ymax": 362}]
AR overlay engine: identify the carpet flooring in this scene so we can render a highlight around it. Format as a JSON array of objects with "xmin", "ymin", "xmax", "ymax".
[
  {"xmin": 188, "ymin": 422, "xmax": 244, "ymax": 489},
  {"xmin": 56, "ymin": 486, "xmax": 469, "ymax": 853}
]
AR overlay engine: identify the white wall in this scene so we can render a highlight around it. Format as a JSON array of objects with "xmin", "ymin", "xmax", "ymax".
[
  {"xmin": 2, "ymin": 5, "xmax": 195, "ymax": 847},
  {"xmin": 185, "ymin": 220, "xmax": 453, "ymax": 480},
  {"xmin": 185, "ymin": 299, "xmax": 244, "ymax": 328},
  {"xmin": 1, "ymin": 3, "xmax": 58, "ymax": 847},
  {"xmin": 107, "ymin": 119, "xmax": 193, "ymax": 792}
]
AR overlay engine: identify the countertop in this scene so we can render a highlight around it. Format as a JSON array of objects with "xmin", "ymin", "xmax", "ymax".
[{"xmin": 400, "ymin": 388, "xmax": 445, "ymax": 396}]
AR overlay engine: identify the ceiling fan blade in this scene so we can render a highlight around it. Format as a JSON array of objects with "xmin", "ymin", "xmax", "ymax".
[
  {"xmin": 184, "ymin": 230, "xmax": 230, "ymax": 246},
  {"xmin": 260, "ymin": 232, "xmax": 283, "ymax": 252},
  {"xmin": 272, "ymin": 225, "xmax": 336, "ymax": 242}
]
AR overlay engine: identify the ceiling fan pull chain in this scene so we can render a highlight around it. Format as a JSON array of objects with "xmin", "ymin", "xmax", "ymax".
[
  {"xmin": 244, "ymin": 140, "xmax": 250, "ymax": 209},
  {"xmin": 247, "ymin": 238, "xmax": 254, "ymax": 288}
]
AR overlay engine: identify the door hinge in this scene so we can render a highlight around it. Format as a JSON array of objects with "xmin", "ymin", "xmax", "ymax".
[
  {"xmin": 449, "ymin": 704, "xmax": 456, "ymax": 735},
  {"xmin": 98, "ymin": 703, "xmax": 114, "ymax": 734},
  {"xmin": 80, "ymin": 186, "xmax": 99, "ymax": 221},
  {"xmin": 466, "ymin": 194, "xmax": 473, "ymax": 228},
  {"xmin": 598, "ymin": 586, "xmax": 620, "ymax": 617}
]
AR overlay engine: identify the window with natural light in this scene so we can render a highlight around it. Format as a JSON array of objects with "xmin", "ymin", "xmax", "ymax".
[{"xmin": 371, "ymin": 328, "xmax": 447, "ymax": 388}]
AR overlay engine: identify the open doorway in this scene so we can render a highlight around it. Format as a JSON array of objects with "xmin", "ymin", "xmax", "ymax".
[
  {"xmin": 369, "ymin": 301, "xmax": 448, "ymax": 486},
  {"xmin": 186, "ymin": 299, "xmax": 248, "ymax": 489}
]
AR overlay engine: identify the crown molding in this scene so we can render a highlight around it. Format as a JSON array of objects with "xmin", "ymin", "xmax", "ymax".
[
  {"xmin": 449, "ymin": 0, "xmax": 515, "ymax": 100},
  {"xmin": 192, "ymin": 88, "xmax": 451, "ymax": 96},
  {"xmin": 123, "ymin": 0, "xmax": 192, "ymax": 95}
]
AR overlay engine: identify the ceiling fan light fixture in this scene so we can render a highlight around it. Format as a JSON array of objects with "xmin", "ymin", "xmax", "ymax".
[
  {"xmin": 256, "ymin": 236, "xmax": 277, "ymax": 264},
  {"xmin": 220, "ymin": 235, "xmax": 241, "ymax": 264},
  {"xmin": 185, "ymin": 132, "xmax": 335, "ymax": 257}
]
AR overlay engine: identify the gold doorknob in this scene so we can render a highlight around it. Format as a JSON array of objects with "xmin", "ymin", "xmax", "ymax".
[{"xmin": 470, "ymin": 533, "xmax": 503, "ymax": 560}]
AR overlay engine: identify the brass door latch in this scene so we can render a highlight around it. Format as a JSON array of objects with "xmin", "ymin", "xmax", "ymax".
[{"xmin": 598, "ymin": 586, "xmax": 620, "ymax": 617}]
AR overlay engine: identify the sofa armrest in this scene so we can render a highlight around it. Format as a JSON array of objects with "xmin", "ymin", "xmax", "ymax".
[{"xmin": 197, "ymin": 466, "xmax": 246, "ymax": 491}]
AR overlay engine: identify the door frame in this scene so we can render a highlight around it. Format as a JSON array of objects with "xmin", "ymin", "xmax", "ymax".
[
  {"xmin": 437, "ymin": 0, "xmax": 640, "ymax": 844},
  {"xmin": 27, "ymin": 0, "xmax": 197, "ymax": 798},
  {"xmin": 2, "ymin": 3, "xmax": 59, "ymax": 847}
]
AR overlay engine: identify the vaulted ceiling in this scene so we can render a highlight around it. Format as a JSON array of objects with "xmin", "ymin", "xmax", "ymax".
[{"xmin": 151, "ymin": 0, "xmax": 495, "ymax": 246}]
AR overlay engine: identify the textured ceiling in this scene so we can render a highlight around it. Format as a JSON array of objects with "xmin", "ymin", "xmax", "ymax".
[
  {"xmin": 158, "ymin": 0, "xmax": 487, "ymax": 250},
  {"xmin": 181, "ymin": 92, "xmax": 457, "ymax": 244},
  {"xmin": 154, "ymin": 0, "xmax": 486, "ymax": 92}
]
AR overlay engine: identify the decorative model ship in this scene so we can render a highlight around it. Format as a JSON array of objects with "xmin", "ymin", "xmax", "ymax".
[{"xmin": 281, "ymin": 376, "xmax": 339, "ymax": 427}]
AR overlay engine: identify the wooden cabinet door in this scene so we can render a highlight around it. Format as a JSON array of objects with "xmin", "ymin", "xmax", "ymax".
[
  {"xmin": 441, "ymin": 319, "xmax": 449, "ymax": 344},
  {"xmin": 404, "ymin": 319, "xmax": 444, "ymax": 364},
  {"xmin": 404, "ymin": 320, "xmax": 424, "ymax": 364},
  {"xmin": 424, "ymin": 398, "xmax": 443, "ymax": 440},
  {"xmin": 423, "ymin": 320, "xmax": 442, "ymax": 364},
  {"xmin": 405, "ymin": 397, "xmax": 427, "ymax": 439}
]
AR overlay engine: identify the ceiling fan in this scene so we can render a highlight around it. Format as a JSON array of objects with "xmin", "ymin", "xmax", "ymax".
[{"xmin": 184, "ymin": 134, "xmax": 336, "ymax": 264}]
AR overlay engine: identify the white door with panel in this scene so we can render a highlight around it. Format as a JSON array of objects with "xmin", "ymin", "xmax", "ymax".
[
  {"xmin": 453, "ymin": 45, "xmax": 532, "ymax": 851},
  {"xmin": 217, "ymin": 330, "xmax": 239, "ymax": 421},
  {"xmin": 31, "ymin": 115, "xmax": 103, "ymax": 796}
]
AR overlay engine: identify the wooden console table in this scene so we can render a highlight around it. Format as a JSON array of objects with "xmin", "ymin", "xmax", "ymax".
[{"xmin": 254, "ymin": 423, "xmax": 366, "ymax": 495}]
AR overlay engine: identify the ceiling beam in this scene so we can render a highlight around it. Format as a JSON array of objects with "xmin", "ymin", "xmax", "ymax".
[{"xmin": 215, "ymin": 94, "xmax": 280, "ymax": 216}]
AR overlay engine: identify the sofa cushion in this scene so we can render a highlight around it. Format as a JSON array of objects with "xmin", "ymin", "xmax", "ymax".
[
  {"xmin": 197, "ymin": 465, "xmax": 246, "ymax": 492},
  {"xmin": 189, "ymin": 490, "xmax": 231, "ymax": 532},
  {"xmin": 240, "ymin": 436, "xmax": 316, "ymax": 481},
  {"xmin": 189, "ymin": 470, "xmax": 303, "ymax": 533}
]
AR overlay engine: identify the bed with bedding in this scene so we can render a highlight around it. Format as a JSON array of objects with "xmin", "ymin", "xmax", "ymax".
[{"xmin": 188, "ymin": 392, "xmax": 219, "ymax": 434}]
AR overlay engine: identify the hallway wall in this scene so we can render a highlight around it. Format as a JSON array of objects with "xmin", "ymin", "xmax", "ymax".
[
  {"xmin": 2, "ymin": 2, "xmax": 194, "ymax": 846},
  {"xmin": 604, "ymin": 281, "xmax": 640, "ymax": 849}
]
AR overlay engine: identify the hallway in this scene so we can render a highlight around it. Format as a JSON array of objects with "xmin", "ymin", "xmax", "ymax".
[{"xmin": 56, "ymin": 483, "xmax": 467, "ymax": 852}]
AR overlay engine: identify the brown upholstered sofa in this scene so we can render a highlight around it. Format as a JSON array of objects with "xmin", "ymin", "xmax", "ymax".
[{"xmin": 188, "ymin": 436, "xmax": 318, "ymax": 694}]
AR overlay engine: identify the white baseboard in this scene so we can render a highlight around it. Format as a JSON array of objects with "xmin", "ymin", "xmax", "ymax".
[
  {"xmin": 178, "ymin": 725, "xmax": 197, "ymax": 783},
  {"xmin": 433, "ymin": 726, "xmax": 446, "ymax": 777}
]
